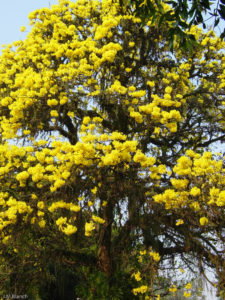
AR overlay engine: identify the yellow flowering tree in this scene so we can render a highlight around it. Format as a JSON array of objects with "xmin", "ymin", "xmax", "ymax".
[{"xmin": 0, "ymin": 0, "xmax": 225, "ymax": 298}]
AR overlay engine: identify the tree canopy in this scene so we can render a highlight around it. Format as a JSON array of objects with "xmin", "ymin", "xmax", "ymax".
[{"xmin": 0, "ymin": 0, "xmax": 225, "ymax": 299}]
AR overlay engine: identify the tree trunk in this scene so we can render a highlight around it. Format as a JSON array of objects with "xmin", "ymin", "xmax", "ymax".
[{"xmin": 98, "ymin": 189, "xmax": 114, "ymax": 277}]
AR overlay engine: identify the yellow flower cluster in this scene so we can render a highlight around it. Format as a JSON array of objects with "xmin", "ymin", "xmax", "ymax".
[
  {"xmin": 133, "ymin": 150, "xmax": 156, "ymax": 168},
  {"xmin": 149, "ymin": 251, "xmax": 160, "ymax": 262},
  {"xmin": 200, "ymin": 217, "xmax": 208, "ymax": 226},
  {"xmin": 132, "ymin": 271, "xmax": 142, "ymax": 281},
  {"xmin": 184, "ymin": 291, "xmax": 191, "ymax": 298},
  {"xmin": 154, "ymin": 151, "xmax": 225, "ymax": 210},
  {"xmin": 0, "ymin": 194, "xmax": 33, "ymax": 231},
  {"xmin": 132, "ymin": 285, "xmax": 148, "ymax": 295},
  {"xmin": 176, "ymin": 219, "xmax": 184, "ymax": 226},
  {"xmin": 85, "ymin": 221, "xmax": 95, "ymax": 236},
  {"xmin": 92, "ymin": 215, "xmax": 105, "ymax": 224},
  {"xmin": 183, "ymin": 283, "xmax": 192, "ymax": 298},
  {"xmin": 56, "ymin": 217, "xmax": 77, "ymax": 235},
  {"xmin": 48, "ymin": 201, "xmax": 80, "ymax": 213},
  {"xmin": 169, "ymin": 284, "xmax": 177, "ymax": 293}
]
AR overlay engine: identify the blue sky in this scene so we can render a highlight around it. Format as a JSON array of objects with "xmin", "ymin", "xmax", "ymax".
[{"xmin": 0, "ymin": 0, "xmax": 58, "ymax": 47}]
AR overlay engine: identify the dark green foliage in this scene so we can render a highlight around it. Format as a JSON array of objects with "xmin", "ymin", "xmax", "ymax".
[
  {"xmin": 120, "ymin": 0, "xmax": 225, "ymax": 49},
  {"xmin": 38, "ymin": 263, "xmax": 78, "ymax": 300},
  {"xmin": 75, "ymin": 268, "xmax": 137, "ymax": 300}
]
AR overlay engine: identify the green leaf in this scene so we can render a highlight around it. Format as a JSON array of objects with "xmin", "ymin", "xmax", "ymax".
[
  {"xmin": 200, "ymin": 0, "xmax": 210, "ymax": 10},
  {"xmin": 220, "ymin": 28, "xmax": 225, "ymax": 39},
  {"xmin": 214, "ymin": 17, "xmax": 220, "ymax": 27},
  {"xmin": 219, "ymin": 4, "xmax": 225, "ymax": 19}
]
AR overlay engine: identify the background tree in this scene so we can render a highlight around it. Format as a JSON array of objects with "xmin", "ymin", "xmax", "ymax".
[
  {"xmin": 0, "ymin": 0, "xmax": 225, "ymax": 299},
  {"xmin": 120, "ymin": 0, "xmax": 225, "ymax": 49}
]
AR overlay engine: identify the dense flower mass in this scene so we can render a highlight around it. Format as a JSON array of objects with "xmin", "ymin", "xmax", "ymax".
[{"xmin": 0, "ymin": 0, "xmax": 225, "ymax": 298}]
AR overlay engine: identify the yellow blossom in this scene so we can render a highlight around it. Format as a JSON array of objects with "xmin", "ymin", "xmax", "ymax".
[
  {"xmin": 38, "ymin": 220, "xmax": 46, "ymax": 228},
  {"xmin": 185, "ymin": 282, "xmax": 192, "ymax": 289},
  {"xmin": 37, "ymin": 201, "xmax": 44, "ymax": 209},
  {"xmin": 184, "ymin": 291, "xmax": 191, "ymax": 298},
  {"xmin": 132, "ymin": 285, "xmax": 148, "ymax": 295},
  {"xmin": 85, "ymin": 221, "xmax": 95, "ymax": 236},
  {"xmin": 20, "ymin": 26, "xmax": 26, "ymax": 32},
  {"xmin": 176, "ymin": 219, "xmax": 184, "ymax": 226},
  {"xmin": 132, "ymin": 271, "xmax": 142, "ymax": 281},
  {"xmin": 149, "ymin": 251, "xmax": 160, "ymax": 262},
  {"xmin": 169, "ymin": 285, "xmax": 177, "ymax": 293},
  {"xmin": 92, "ymin": 215, "xmax": 105, "ymax": 224},
  {"xmin": 200, "ymin": 217, "xmax": 208, "ymax": 226},
  {"xmin": 190, "ymin": 187, "xmax": 201, "ymax": 197}
]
